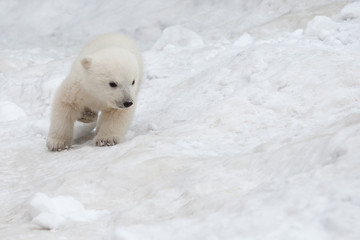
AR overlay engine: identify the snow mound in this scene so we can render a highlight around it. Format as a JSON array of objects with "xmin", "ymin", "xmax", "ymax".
[
  {"xmin": 0, "ymin": 101, "xmax": 26, "ymax": 122},
  {"xmin": 340, "ymin": 2, "xmax": 360, "ymax": 20},
  {"xmin": 29, "ymin": 192, "xmax": 108, "ymax": 230},
  {"xmin": 152, "ymin": 25, "xmax": 204, "ymax": 51},
  {"xmin": 233, "ymin": 32, "xmax": 254, "ymax": 48},
  {"xmin": 305, "ymin": 16, "xmax": 339, "ymax": 41}
]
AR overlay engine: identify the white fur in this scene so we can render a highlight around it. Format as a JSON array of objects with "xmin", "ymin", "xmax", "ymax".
[{"xmin": 47, "ymin": 33, "xmax": 143, "ymax": 151}]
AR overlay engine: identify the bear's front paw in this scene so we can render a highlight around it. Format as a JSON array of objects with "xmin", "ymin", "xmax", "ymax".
[
  {"xmin": 46, "ymin": 138, "xmax": 72, "ymax": 151},
  {"xmin": 95, "ymin": 136, "xmax": 121, "ymax": 147}
]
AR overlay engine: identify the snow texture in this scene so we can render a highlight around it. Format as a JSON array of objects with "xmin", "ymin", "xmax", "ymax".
[
  {"xmin": 1, "ymin": 1, "xmax": 360, "ymax": 240},
  {"xmin": 0, "ymin": 101, "xmax": 26, "ymax": 122}
]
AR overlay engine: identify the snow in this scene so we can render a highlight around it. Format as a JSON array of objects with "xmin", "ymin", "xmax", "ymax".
[
  {"xmin": 340, "ymin": 2, "xmax": 360, "ymax": 20},
  {"xmin": 29, "ymin": 192, "xmax": 108, "ymax": 230},
  {"xmin": 305, "ymin": 16, "xmax": 339, "ymax": 40},
  {"xmin": 0, "ymin": 101, "xmax": 26, "ymax": 122},
  {"xmin": 1, "ymin": 0, "xmax": 360, "ymax": 239},
  {"xmin": 233, "ymin": 32, "xmax": 254, "ymax": 48},
  {"xmin": 152, "ymin": 25, "xmax": 204, "ymax": 50}
]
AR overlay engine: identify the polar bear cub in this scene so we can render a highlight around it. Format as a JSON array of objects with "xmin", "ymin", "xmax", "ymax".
[{"xmin": 47, "ymin": 33, "xmax": 143, "ymax": 151}]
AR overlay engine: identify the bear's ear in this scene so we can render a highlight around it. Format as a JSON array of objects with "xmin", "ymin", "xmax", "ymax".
[{"xmin": 81, "ymin": 57, "xmax": 92, "ymax": 70}]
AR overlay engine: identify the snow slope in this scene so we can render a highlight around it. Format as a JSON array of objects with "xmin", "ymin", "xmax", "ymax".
[{"xmin": 1, "ymin": 0, "xmax": 360, "ymax": 239}]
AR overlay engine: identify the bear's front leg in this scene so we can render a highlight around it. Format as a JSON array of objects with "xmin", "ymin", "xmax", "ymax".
[
  {"xmin": 95, "ymin": 108, "xmax": 135, "ymax": 146},
  {"xmin": 47, "ymin": 102, "xmax": 78, "ymax": 151}
]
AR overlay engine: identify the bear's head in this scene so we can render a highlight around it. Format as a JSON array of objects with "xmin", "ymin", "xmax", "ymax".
[{"xmin": 80, "ymin": 48, "xmax": 140, "ymax": 110}]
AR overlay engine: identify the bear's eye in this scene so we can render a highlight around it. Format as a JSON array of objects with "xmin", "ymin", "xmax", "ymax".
[
  {"xmin": 109, "ymin": 82, "xmax": 117, "ymax": 88},
  {"xmin": 132, "ymin": 80, "xmax": 135, "ymax": 86}
]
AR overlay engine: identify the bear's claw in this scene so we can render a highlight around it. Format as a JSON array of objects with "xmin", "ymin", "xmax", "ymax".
[
  {"xmin": 46, "ymin": 138, "xmax": 71, "ymax": 151},
  {"xmin": 95, "ymin": 136, "xmax": 120, "ymax": 147}
]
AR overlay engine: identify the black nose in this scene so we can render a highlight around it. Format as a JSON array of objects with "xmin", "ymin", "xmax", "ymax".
[{"xmin": 123, "ymin": 101, "xmax": 133, "ymax": 108}]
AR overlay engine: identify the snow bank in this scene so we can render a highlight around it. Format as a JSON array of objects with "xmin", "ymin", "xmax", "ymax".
[
  {"xmin": 2, "ymin": 1, "xmax": 360, "ymax": 240},
  {"xmin": 304, "ymin": 12, "xmax": 360, "ymax": 45},
  {"xmin": 29, "ymin": 193, "xmax": 108, "ymax": 229}
]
